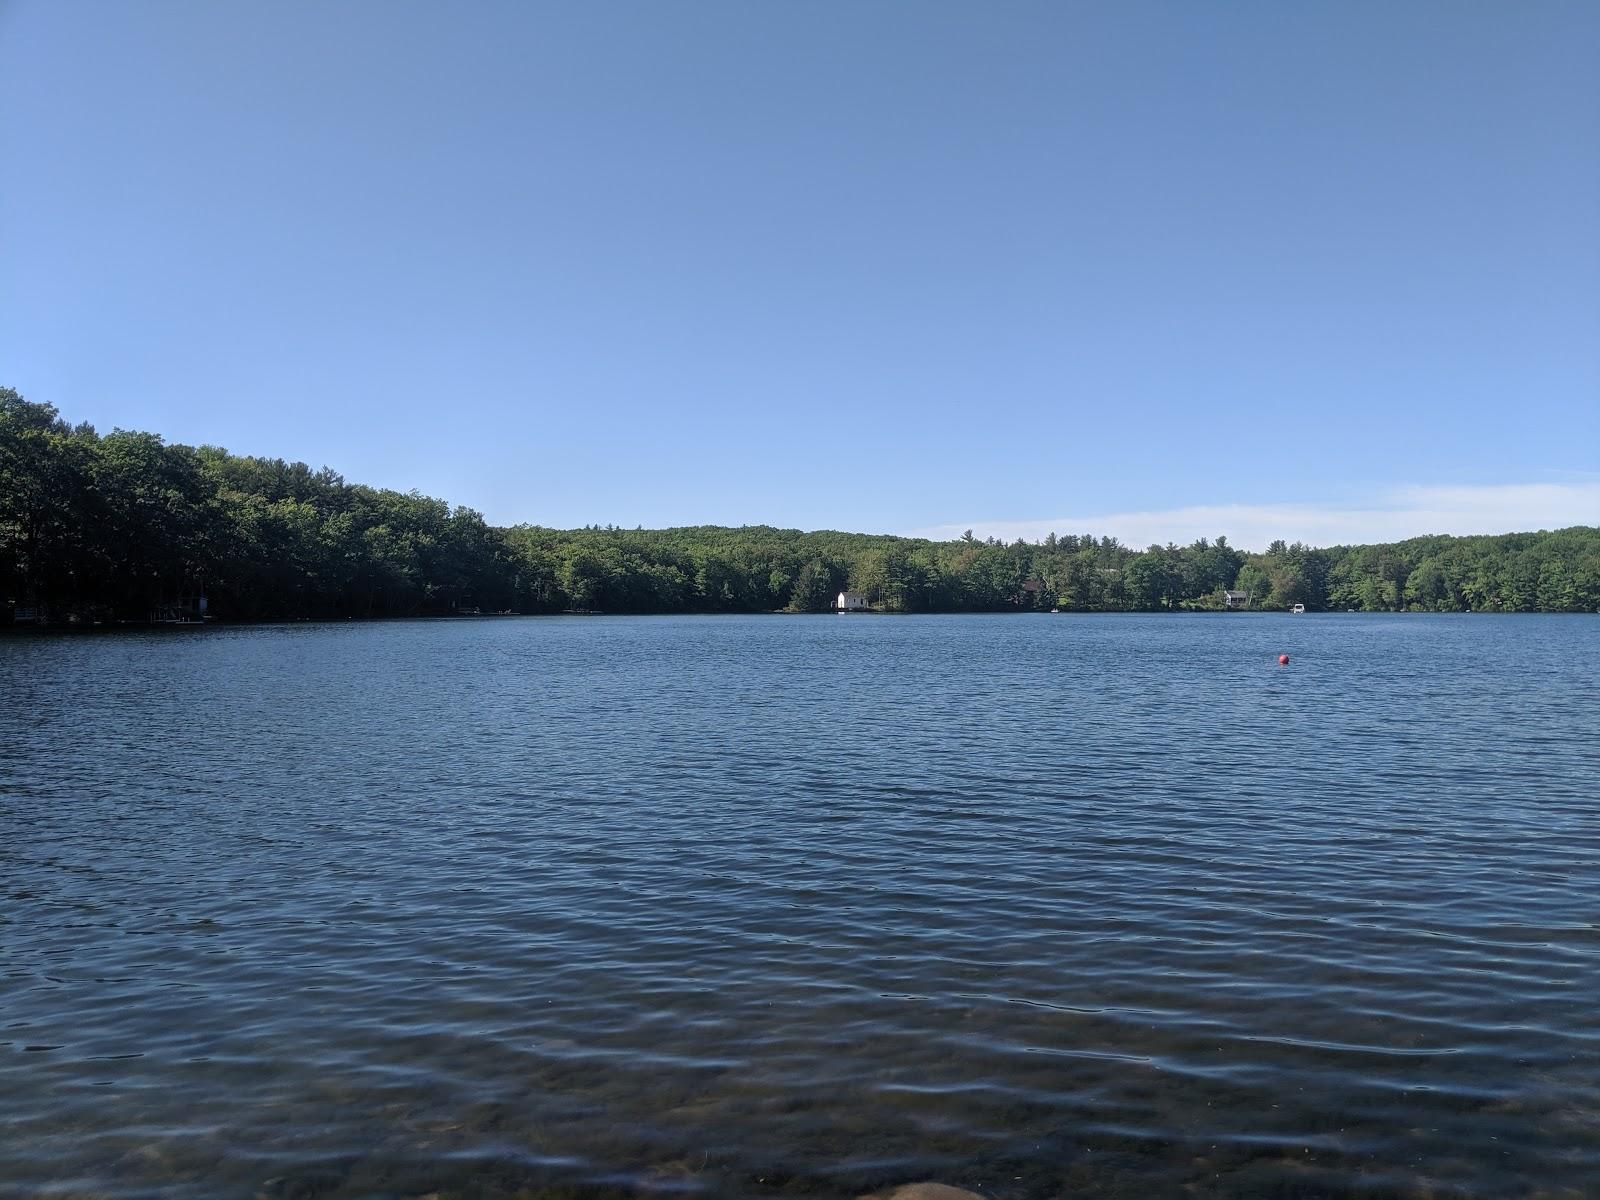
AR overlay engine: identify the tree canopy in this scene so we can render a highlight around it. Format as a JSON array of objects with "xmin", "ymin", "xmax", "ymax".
[{"xmin": 4, "ymin": 388, "xmax": 1598, "ymax": 624}]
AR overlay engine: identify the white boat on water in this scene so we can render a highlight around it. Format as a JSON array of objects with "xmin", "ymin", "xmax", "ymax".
[{"xmin": 1291, "ymin": 603, "xmax": 1306, "ymax": 614}]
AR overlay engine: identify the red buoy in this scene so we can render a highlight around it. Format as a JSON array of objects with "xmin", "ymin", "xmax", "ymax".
[{"xmin": 1278, "ymin": 654, "xmax": 1290, "ymax": 666}]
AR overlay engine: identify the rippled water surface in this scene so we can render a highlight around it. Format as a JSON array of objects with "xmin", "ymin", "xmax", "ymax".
[{"xmin": 3, "ymin": 614, "xmax": 1598, "ymax": 1199}]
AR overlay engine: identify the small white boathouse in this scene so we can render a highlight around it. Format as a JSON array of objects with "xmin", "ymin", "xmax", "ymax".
[{"xmin": 837, "ymin": 590, "xmax": 869, "ymax": 613}]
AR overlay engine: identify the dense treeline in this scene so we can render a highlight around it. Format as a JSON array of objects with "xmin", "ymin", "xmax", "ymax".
[{"xmin": 4, "ymin": 388, "xmax": 1599, "ymax": 624}]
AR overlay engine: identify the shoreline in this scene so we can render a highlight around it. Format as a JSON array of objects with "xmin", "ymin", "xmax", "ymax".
[{"xmin": 3, "ymin": 608, "xmax": 1589, "ymax": 636}]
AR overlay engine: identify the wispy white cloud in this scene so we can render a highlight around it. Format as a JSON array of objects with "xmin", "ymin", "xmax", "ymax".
[{"xmin": 907, "ymin": 481, "xmax": 1600, "ymax": 551}]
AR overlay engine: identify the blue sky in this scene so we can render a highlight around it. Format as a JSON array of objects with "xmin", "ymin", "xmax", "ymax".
[{"xmin": 2, "ymin": 1, "xmax": 1596, "ymax": 548}]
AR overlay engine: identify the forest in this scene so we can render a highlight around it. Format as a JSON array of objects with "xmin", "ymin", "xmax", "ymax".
[{"xmin": 4, "ymin": 388, "xmax": 1599, "ymax": 624}]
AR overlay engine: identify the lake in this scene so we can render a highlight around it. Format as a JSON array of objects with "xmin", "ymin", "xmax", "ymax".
[{"xmin": 2, "ymin": 614, "xmax": 1597, "ymax": 1199}]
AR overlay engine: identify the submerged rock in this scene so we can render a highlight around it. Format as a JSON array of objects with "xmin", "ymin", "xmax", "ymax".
[{"xmin": 859, "ymin": 1184, "xmax": 986, "ymax": 1200}]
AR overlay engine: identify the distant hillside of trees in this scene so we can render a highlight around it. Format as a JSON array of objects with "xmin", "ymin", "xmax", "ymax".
[{"xmin": 4, "ymin": 387, "xmax": 1598, "ymax": 624}]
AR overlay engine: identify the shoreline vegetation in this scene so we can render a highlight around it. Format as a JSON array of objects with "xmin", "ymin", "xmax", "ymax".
[{"xmin": 5, "ymin": 387, "xmax": 1599, "ymax": 626}]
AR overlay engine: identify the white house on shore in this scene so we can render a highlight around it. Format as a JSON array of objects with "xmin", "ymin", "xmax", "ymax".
[{"xmin": 837, "ymin": 590, "xmax": 869, "ymax": 612}]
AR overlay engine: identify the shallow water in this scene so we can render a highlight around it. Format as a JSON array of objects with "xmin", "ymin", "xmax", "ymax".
[{"xmin": 2, "ymin": 613, "xmax": 1598, "ymax": 1199}]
